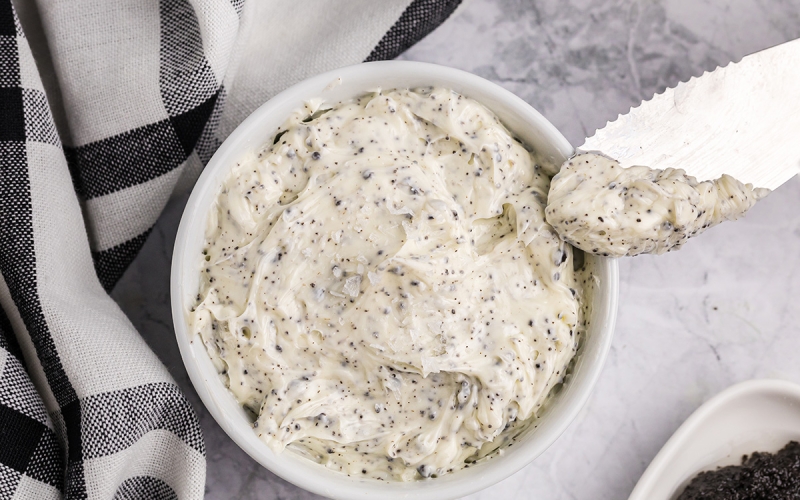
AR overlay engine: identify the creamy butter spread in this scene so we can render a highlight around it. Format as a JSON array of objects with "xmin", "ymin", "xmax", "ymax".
[
  {"xmin": 190, "ymin": 88, "xmax": 590, "ymax": 481},
  {"xmin": 545, "ymin": 153, "xmax": 768, "ymax": 257}
]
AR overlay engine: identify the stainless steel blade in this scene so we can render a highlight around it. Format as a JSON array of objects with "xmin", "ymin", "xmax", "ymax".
[{"xmin": 580, "ymin": 38, "xmax": 800, "ymax": 190}]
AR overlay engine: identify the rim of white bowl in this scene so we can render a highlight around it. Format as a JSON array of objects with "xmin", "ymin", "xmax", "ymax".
[{"xmin": 171, "ymin": 60, "xmax": 619, "ymax": 500}]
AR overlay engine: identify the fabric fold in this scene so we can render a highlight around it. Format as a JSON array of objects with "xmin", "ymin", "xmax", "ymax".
[{"xmin": 0, "ymin": 2, "xmax": 205, "ymax": 498}]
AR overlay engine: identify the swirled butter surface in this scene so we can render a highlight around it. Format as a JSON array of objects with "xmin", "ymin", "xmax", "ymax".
[
  {"xmin": 190, "ymin": 88, "xmax": 590, "ymax": 480},
  {"xmin": 546, "ymin": 153, "xmax": 768, "ymax": 257}
]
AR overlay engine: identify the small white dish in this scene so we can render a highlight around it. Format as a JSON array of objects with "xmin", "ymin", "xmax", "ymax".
[
  {"xmin": 629, "ymin": 378, "xmax": 800, "ymax": 500},
  {"xmin": 171, "ymin": 61, "xmax": 619, "ymax": 500}
]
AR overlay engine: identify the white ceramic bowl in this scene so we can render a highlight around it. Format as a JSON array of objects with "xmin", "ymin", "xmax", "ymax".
[
  {"xmin": 171, "ymin": 61, "xmax": 619, "ymax": 499},
  {"xmin": 630, "ymin": 378, "xmax": 800, "ymax": 500}
]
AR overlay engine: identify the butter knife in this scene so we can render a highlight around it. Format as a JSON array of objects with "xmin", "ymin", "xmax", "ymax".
[{"xmin": 580, "ymin": 37, "xmax": 800, "ymax": 191}]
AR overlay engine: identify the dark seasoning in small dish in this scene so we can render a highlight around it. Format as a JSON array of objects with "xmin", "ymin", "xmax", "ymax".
[{"xmin": 678, "ymin": 441, "xmax": 800, "ymax": 499}]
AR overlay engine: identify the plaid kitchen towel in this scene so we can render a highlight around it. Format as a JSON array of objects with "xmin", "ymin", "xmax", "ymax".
[{"xmin": 0, "ymin": 0, "xmax": 462, "ymax": 498}]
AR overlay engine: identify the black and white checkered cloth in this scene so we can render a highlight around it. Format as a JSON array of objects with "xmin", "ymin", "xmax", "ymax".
[{"xmin": 0, "ymin": 0, "xmax": 461, "ymax": 498}]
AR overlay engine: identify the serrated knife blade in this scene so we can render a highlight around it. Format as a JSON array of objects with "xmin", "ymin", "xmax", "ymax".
[{"xmin": 580, "ymin": 38, "xmax": 800, "ymax": 191}]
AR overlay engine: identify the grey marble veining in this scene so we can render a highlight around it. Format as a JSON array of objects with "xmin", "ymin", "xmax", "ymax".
[{"xmin": 112, "ymin": 0, "xmax": 800, "ymax": 498}]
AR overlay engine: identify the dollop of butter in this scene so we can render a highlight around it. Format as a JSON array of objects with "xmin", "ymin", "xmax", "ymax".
[{"xmin": 545, "ymin": 153, "xmax": 768, "ymax": 257}]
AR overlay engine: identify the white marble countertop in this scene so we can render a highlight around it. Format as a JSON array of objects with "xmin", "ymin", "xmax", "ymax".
[{"xmin": 111, "ymin": 0, "xmax": 800, "ymax": 498}]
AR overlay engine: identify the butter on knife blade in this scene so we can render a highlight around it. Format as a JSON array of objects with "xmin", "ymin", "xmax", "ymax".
[{"xmin": 580, "ymin": 37, "xmax": 800, "ymax": 191}]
